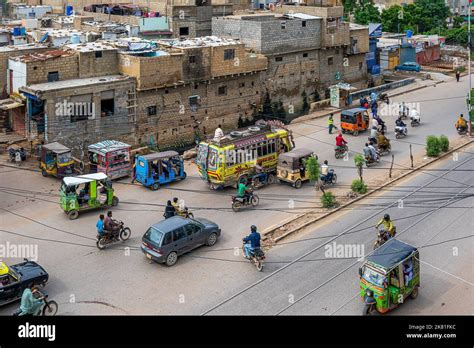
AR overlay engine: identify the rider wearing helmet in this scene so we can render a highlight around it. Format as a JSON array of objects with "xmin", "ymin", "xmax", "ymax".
[
  {"xmin": 243, "ymin": 225, "xmax": 261, "ymax": 259},
  {"xmin": 376, "ymin": 214, "xmax": 396, "ymax": 238}
]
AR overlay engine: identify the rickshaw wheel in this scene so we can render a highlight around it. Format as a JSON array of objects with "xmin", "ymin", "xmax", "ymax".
[
  {"xmin": 294, "ymin": 179, "xmax": 302, "ymax": 189},
  {"xmin": 267, "ymin": 174, "xmax": 275, "ymax": 185},
  {"xmin": 181, "ymin": 172, "xmax": 187, "ymax": 180},
  {"xmin": 67, "ymin": 210, "xmax": 79, "ymax": 220},
  {"xmin": 41, "ymin": 169, "xmax": 48, "ymax": 177},
  {"xmin": 112, "ymin": 196, "xmax": 119, "ymax": 206},
  {"xmin": 151, "ymin": 183, "xmax": 160, "ymax": 191},
  {"xmin": 353, "ymin": 131, "xmax": 359, "ymax": 136},
  {"xmin": 410, "ymin": 287, "xmax": 419, "ymax": 299}
]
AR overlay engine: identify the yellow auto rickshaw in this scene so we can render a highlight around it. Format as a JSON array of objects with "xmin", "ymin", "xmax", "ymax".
[
  {"xmin": 39, "ymin": 142, "xmax": 74, "ymax": 178},
  {"xmin": 276, "ymin": 148, "xmax": 314, "ymax": 188},
  {"xmin": 341, "ymin": 107, "xmax": 370, "ymax": 136}
]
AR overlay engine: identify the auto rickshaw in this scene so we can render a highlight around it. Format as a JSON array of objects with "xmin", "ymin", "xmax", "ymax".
[
  {"xmin": 341, "ymin": 107, "xmax": 370, "ymax": 136},
  {"xmin": 60, "ymin": 172, "xmax": 118, "ymax": 220},
  {"xmin": 39, "ymin": 142, "xmax": 74, "ymax": 178},
  {"xmin": 359, "ymin": 239, "xmax": 420, "ymax": 315},
  {"xmin": 276, "ymin": 148, "xmax": 314, "ymax": 188},
  {"xmin": 135, "ymin": 151, "xmax": 186, "ymax": 190}
]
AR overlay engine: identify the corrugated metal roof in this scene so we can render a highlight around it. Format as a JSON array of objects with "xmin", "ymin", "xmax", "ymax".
[{"xmin": 88, "ymin": 140, "xmax": 131, "ymax": 154}]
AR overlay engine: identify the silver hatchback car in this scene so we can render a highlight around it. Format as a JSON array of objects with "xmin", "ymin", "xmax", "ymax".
[{"xmin": 141, "ymin": 216, "xmax": 221, "ymax": 266}]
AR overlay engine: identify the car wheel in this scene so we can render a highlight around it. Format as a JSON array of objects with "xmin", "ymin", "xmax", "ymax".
[
  {"xmin": 206, "ymin": 232, "xmax": 218, "ymax": 246},
  {"xmin": 112, "ymin": 196, "xmax": 119, "ymax": 206},
  {"xmin": 294, "ymin": 179, "xmax": 302, "ymax": 189},
  {"xmin": 67, "ymin": 210, "xmax": 79, "ymax": 220},
  {"xmin": 165, "ymin": 252, "xmax": 178, "ymax": 267}
]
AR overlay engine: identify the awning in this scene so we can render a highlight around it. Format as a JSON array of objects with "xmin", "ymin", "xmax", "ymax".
[{"xmin": 0, "ymin": 99, "xmax": 24, "ymax": 111}]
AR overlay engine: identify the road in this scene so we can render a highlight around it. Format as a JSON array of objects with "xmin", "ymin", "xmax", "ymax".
[{"xmin": 0, "ymin": 74, "xmax": 471, "ymax": 315}]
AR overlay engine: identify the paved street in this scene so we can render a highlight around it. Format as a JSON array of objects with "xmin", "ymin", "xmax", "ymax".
[{"xmin": 0, "ymin": 74, "xmax": 472, "ymax": 315}]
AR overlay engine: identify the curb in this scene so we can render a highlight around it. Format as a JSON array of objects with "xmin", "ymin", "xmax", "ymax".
[{"xmin": 264, "ymin": 139, "xmax": 473, "ymax": 243}]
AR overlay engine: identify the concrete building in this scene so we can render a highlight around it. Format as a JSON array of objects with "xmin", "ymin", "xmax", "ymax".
[
  {"xmin": 446, "ymin": 0, "xmax": 471, "ymax": 16},
  {"xmin": 373, "ymin": 0, "xmax": 414, "ymax": 11},
  {"xmin": 346, "ymin": 23, "xmax": 369, "ymax": 88}
]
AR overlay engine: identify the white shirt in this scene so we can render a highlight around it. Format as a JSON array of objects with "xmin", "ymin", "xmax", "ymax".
[
  {"xmin": 321, "ymin": 164, "xmax": 329, "ymax": 175},
  {"xmin": 214, "ymin": 127, "xmax": 224, "ymax": 139},
  {"xmin": 372, "ymin": 118, "xmax": 379, "ymax": 128}
]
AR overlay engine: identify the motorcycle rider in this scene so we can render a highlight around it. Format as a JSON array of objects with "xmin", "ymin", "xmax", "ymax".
[
  {"xmin": 335, "ymin": 130, "xmax": 348, "ymax": 151},
  {"xmin": 320, "ymin": 160, "xmax": 333, "ymax": 182},
  {"xmin": 242, "ymin": 225, "xmax": 261, "ymax": 259},
  {"xmin": 369, "ymin": 126, "xmax": 378, "ymax": 144},
  {"xmin": 395, "ymin": 116, "xmax": 407, "ymax": 135},
  {"xmin": 104, "ymin": 211, "xmax": 119, "ymax": 236},
  {"xmin": 368, "ymin": 142, "xmax": 379, "ymax": 162},
  {"xmin": 164, "ymin": 200, "xmax": 176, "ymax": 219},
  {"xmin": 96, "ymin": 214, "xmax": 105, "ymax": 237},
  {"xmin": 172, "ymin": 197, "xmax": 184, "ymax": 215},
  {"xmin": 237, "ymin": 181, "xmax": 251, "ymax": 204},
  {"xmin": 377, "ymin": 130, "xmax": 390, "ymax": 152},
  {"xmin": 363, "ymin": 143, "xmax": 372, "ymax": 161},
  {"xmin": 455, "ymin": 114, "xmax": 467, "ymax": 132},
  {"xmin": 18, "ymin": 286, "xmax": 43, "ymax": 316},
  {"xmin": 376, "ymin": 214, "xmax": 396, "ymax": 239}
]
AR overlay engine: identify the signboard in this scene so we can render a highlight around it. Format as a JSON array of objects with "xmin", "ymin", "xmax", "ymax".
[
  {"xmin": 369, "ymin": 23, "xmax": 382, "ymax": 38},
  {"xmin": 330, "ymin": 86, "xmax": 340, "ymax": 108}
]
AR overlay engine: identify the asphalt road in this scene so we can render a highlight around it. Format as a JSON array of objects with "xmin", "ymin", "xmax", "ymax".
[{"xmin": 0, "ymin": 74, "xmax": 471, "ymax": 315}]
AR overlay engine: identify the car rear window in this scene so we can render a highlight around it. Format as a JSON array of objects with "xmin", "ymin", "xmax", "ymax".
[{"xmin": 144, "ymin": 227, "xmax": 163, "ymax": 246}]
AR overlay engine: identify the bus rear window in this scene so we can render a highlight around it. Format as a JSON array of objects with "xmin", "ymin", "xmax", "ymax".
[{"xmin": 208, "ymin": 148, "xmax": 218, "ymax": 170}]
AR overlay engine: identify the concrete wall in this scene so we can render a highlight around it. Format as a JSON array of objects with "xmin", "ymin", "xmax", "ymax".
[
  {"xmin": 77, "ymin": 50, "xmax": 119, "ymax": 78},
  {"xmin": 23, "ymin": 54, "xmax": 79, "ymax": 85}
]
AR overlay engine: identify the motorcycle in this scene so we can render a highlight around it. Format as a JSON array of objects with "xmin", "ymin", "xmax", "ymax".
[
  {"xmin": 395, "ymin": 126, "xmax": 408, "ymax": 139},
  {"xmin": 319, "ymin": 169, "xmax": 337, "ymax": 188},
  {"xmin": 410, "ymin": 111, "xmax": 421, "ymax": 127},
  {"xmin": 96, "ymin": 220, "xmax": 131, "ymax": 250},
  {"xmin": 373, "ymin": 226, "xmax": 397, "ymax": 250},
  {"xmin": 457, "ymin": 126, "xmax": 468, "ymax": 135},
  {"xmin": 176, "ymin": 207, "xmax": 194, "ymax": 218},
  {"xmin": 365, "ymin": 153, "xmax": 380, "ymax": 167},
  {"xmin": 376, "ymin": 140, "xmax": 391, "ymax": 156},
  {"xmin": 13, "ymin": 289, "xmax": 58, "ymax": 316},
  {"xmin": 232, "ymin": 190, "xmax": 259, "ymax": 212},
  {"xmin": 242, "ymin": 242, "xmax": 265, "ymax": 271},
  {"xmin": 8, "ymin": 147, "xmax": 27, "ymax": 165},
  {"xmin": 334, "ymin": 144, "xmax": 348, "ymax": 159},
  {"xmin": 249, "ymin": 172, "xmax": 276, "ymax": 190},
  {"xmin": 378, "ymin": 93, "xmax": 390, "ymax": 104}
]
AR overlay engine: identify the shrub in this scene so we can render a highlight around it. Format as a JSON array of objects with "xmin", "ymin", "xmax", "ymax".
[
  {"xmin": 426, "ymin": 135, "xmax": 441, "ymax": 157},
  {"xmin": 321, "ymin": 192, "xmax": 337, "ymax": 208},
  {"xmin": 438, "ymin": 135, "xmax": 449, "ymax": 152},
  {"xmin": 351, "ymin": 179, "xmax": 368, "ymax": 194}
]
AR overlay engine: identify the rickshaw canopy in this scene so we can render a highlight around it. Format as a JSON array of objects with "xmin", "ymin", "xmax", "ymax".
[
  {"xmin": 42, "ymin": 142, "xmax": 71, "ymax": 154},
  {"xmin": 139, "ymin": 151, "xmax": 179, "ymax": 162},
  {"xmin": 88, "ymin": 140, "xmax": 131, "ymax": 155},
  {"xmin": 278, "ymin": 148, "xmax": 314, "ymax": 170},
  {"xmin": 367, "ymin": 239, "xmax": 417, "ymax": 272},
  {"xmin": 63, "ymin": 173, "xmax": 108, "ymax": 186},
  {"xmin": 0, "ymin": 262, "xmax": 8, "ymax": 276},
  {"xmin": 341, "ymin": 107, "xmax": 368, "ymax": 117}
]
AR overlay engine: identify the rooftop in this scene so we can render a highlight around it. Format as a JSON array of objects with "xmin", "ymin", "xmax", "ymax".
[
  {"xmin": 22, "ymin": 75, "xmax": 133, "ymax": 93},
  {"xmin": 158, "ymin": 36, "xmax": 241, "ymax": 48},
  {"xmin": 349, "ymin": 23, "xmax": 369, "ymax": 30},
  {"xmin": 222, "ymin": 12, "xmax": 321, "ymax": 20},
  {"xmin": 11, "ymin": 49, "xmax": 74, "ymax": 63},
  {"xmin": 0, "ymin": 43, "xmax": 48, "ymax": 53},
  {"xmin": 31, "ymin": 28, "xmax": 85, "ymax": 38},
  {"xmin": 65, "ymin": 42, "xmax": 117, "ymax": 52}
]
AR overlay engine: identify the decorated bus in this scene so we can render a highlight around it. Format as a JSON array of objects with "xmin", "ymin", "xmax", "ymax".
[{"xmin": 196, "ymin": 120, "xmax": 295, "ymax": 189}]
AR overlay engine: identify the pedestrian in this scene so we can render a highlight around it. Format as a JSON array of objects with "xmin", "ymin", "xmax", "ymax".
[
  {"xmin": 328, "ymin": 113, "xmax": 337, "ymax": 134},
  {"xmin": 456, "ymin": 71, "xmax": 460, "ymax": 82}
]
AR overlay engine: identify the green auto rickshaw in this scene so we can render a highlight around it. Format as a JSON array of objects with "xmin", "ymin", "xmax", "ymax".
[
  {"xmin": 60, "ymin": 173, "xmax": 118, "ymax": 220},
  {"xmin": 359, "ymin": 239, "xmax": 420, "ymax": 315}
]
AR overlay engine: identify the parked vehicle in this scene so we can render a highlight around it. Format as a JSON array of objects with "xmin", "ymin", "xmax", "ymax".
[
  {"xmin": 395, "ymin": 62, "xmax": 421, "ymax": 72},
  {"xmin": 88, "ymin": 140, "xmax": 132, "ymax": 180},
  {"xmin": 340, "ymin": 108, "xmax": 371, "ymax": 136},
  {"xmin": 60, "ymin": 173, "xmax": 118, "ymax": 220},
  {"xmin": 0, "ymin": 260, "xmax": 49, "ymax": 307},
  {"xmin": 359, "ymin": 239, "xmax": 420, "ymax": 315},
  {"xmin": 242, "ymin": 242, "xmax": 265, "ymax": 271},
  {"xmin": 395, "ymin": 126, "xmax": 408, "ymax": 139},
  {"xmin": 12, "ymin": 288, "xmax": 58, "ymax": 316},
  {"xmin": 39, "ymin": 142, "xmax": 74, "ymax": 178},
  {"xmin": 141, "ymin": 216, "xmax": 221, "ymax": 266},
  {"xmin": 8, "ymin": 145, "xmax": 26, "ymax": 165},
  {"xmin": 231, "ymin": 189, "xmax": 259, "ymax": 212},
  {"xmin": 96, "ymin": 220, "xmax": 131, "ymax": 250},
  {"xmin": 335, "ymin": 145, "xmax": 348, "ymax": 159},
  {"xmin": 277, "ymin": 148, "xmax": 314, "ymax": 188},
  {"xmin": 135, "ymin": 151, "xmax": 186, "ymax": 191},
  {"xmin": 196, "ymin": 120, "xmax": 294, "ymax": 190}
]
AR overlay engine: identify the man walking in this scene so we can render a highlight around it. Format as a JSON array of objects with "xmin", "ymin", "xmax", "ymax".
[{"xmin": 328, "ymin": 113, "xmax": 336, "ymax": 134}]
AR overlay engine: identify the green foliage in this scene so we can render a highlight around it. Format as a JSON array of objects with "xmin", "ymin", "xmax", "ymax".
[
  {"xmin": 321, "ymin": 192, "xmax": 337, "ymax": 209},
  {"xmin": 452, "ymin": 16, "xmax": 465, "ymax": 29},
  {"xmin": 354, "ymin": 154, "xmax": 365, "ymax": 168},
  {"xmin": 304, "ymin": 155, "xmax": 320, "ymax": 183},
  {"xmin": 438, "ymin": 135, "xmax": 449, "ymax": 152},
  {"xmin": 301, "ymin": 91, "xmax": 309, "ymax": 114},
  {"xmin": 354, "ymin": 0, "xmax": 381, "ymax": 25},
  {"xmin": 426, "ymin": 135, "xmax": 441, "ymax": 157},
  {"xmin": 351, "ymin": 179, "xmax": 368, "ymax": 194}
]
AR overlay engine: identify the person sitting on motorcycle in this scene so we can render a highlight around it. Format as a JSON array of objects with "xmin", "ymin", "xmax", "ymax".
[
  {"xmin": 363, "ymin": 143, "xmax": 372, "ymax": 160},
  {"xmin": 369, "ymin": 126, "xmax": 378, "ymax": 144},
  {"xmin": 395, "ymin": 116, "xmax": 407, "ymax": 128},
  {"xmin": 377, "ymin": 130, "xmax": 390, "ymax": 151},
  {"xmin": 164, "ymin": 200, "xmax": 176, "ymax": 219},
  {"xmin": 368, "ymin": 142, "xmax": 379, "ymax": 161},
  {"xmin": 455, "ymin": 114, "xmax": 467, "ymax": 132},
  {"xmin": 104, "ymin": 211, "xmax": 119, "ymax": 235},
  {"xmin": 18, "ymin": 286, "xmax": 43, "ymax": 316},
  {"xmin": 172, "ymin": 197, "xmax": 184, "ymax": 216},
  {"xmin": 320, "ymin": 160, "xmax": 333, "ymax": 182},
  {"xmin": 335, "ymin": 131, "xmax": 348, "ymax": 150},
  {"xmin": 376, "ymin": 214, "xmax": 396, "ymax": 238},
  {"xmin": 242, "ymin": 225, "xmax": 261, "ymax": 259},
  {"xmin": 237, "ymin": 181, "xmax": 251, "ymax": 204},
  {"xmin": 96, "ymin": 214, "xmax": 105, "ymax": 237}
]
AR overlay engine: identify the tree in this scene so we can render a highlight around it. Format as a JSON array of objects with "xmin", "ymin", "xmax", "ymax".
[
  {"xmin": 258, "ymin": 91, "xmax": 272, "ymax": 121},
  {"xmin": 354, "ymin": 154, "xmax": 365, "ymax": 182},
  {"xmin": 301, "ymin": 91, "xmax": 309, "ymax": 114},
  {"xmin": 304, "ymin": 155, "xmax": 320, "ymax": 190},
  {"xmin": 354, "ymin": 1, "xmax": 381, "ymax": 25}
]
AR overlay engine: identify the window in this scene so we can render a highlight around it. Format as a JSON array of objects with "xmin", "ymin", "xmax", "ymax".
[
  {"xmin": 147, "ymin": 105, "xmax": 157, "ymax": 116},
  {"xmin": 162, "ymin": 232, "xmax": 172, "ymax": 246},
  {"xmin": 328, "ymin": 57, "xmax": 334, "ymax": 65},
  {"xmin": 184, "ymin": 224, "xmax": 201, "ymax": 236},
  {"xmin": 47, "ymin": 71, "xmax": 59, "ymax": 82},
  {"xmin": 172, "ymin": 228, "xmax": 187, "ymax": 242},
  {"xmin": 95, "ymin": 51, "xmax": 102, "ymax": 58},
  {"xmin": 224, "ymin": 49, "xmax": 235, "ymax": 60},
  {"xmin": 179, "ymin": 27, "xmax": 189, "ymax": 36},
  {"xmin": 189, "ymin": 95, "xmax": 200, "ymax": 106},
  {"xmin": 218, "ymin": 86, "xmax": 227, "ymax": 96},
  {"xmin": 101, "ymin": 99, "xmax": 114, "ymax": 116},
  {"xmin": 302, "ymin": 20, "xmax": 306, "ymax": 27},
  {"xmin": 281, "ymin": 21, "xmax": 286, "ymax": 29},
  {"xmin": 303, "ymin": 53, "xmax": 308, "ymax": 58},
  {"xmin": 239, "ymin": 82, "xmax": 245, "ymax": 88},
  {"xmin": 359, "ymin": 62, "xmax": 363, "ymax": 70},
  {"xmin": 251, "ymin": 81, "xmax": 255, "ymax": 86},
  {"xmin": 275, "ymin": 56, "xmax": 283, "ymax": 62},
  {"xmin": 189, "ymin": 55, "xmax": 196, "ymax": 64},
  {"xmin": 208, "ymin": 148, "xmax": 218, "ymax": 170}
]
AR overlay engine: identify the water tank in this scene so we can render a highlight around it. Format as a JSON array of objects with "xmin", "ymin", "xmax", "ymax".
[
  {"xmin": 12, "ymin": 27, "xmax": 21, "ymax": 36},
  {"xmin": 66, "ymin": 5, "xmax": 73, "ymax": 16},
  {"xmin": 71, "ymin": 34, "xmax": 80, "ymax": 44}
]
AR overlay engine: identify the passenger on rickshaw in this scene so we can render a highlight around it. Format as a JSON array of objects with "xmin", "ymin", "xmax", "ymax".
[
  {"xmin": 298, "ymin": 160, "xmax": 306, "ymax": 178},
  {"xmin": 151, "ymin": 162, "xmax": 159, "ymax": 179},
  {"xmin": 376, "ymin": 214, "xmax": 396, "ymax": 238},
  {"xmin": 403, "ymin": 260, "xmax": 413, "ymax": 285},
  {"xmin": 78, "ymin": 183, "xmax": 90, "ymax": 205}
]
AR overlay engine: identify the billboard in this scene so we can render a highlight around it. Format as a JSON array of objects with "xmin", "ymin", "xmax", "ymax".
[{"xmin": 369, "ymin": 23, "xmax": 382, "ymax": 38}]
